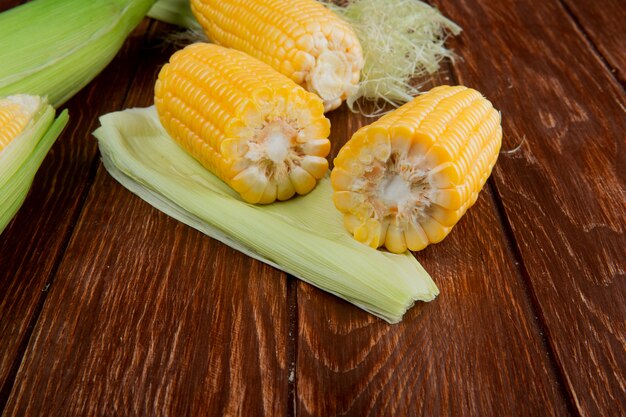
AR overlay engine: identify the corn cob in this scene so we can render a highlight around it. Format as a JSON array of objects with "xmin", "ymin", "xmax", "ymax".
[
  {"xmin": 154, "ymin": 43, "xmax": 331, "ymax": 204},
  {"xmin": 331, "ymin": 85, "xmax": 502, "ymax": 253},
  {"xmin": 190, "ymin": 0, "xmax": 364, "ymax": 112}
]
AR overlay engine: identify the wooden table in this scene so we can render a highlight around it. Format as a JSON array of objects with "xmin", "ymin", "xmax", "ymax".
[{"xmin": 1, "ymin": 0, "xmax": 624, "ymax": 415}]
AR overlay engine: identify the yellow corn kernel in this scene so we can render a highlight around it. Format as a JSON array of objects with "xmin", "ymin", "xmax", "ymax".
[
  {"xmin": 331, "ymin": 85, "xmax": 502, "ymax": 253},
  {"xmin": 190, "ymin": 0, "xmax": 363, "ymax": 112},
  {"xmin": 0, "ymin": 97, "xmax": 33, "ymax": 152},
  {"xmin": 154, "ymin": 43, "xmax": 331, "ymax": 204}
]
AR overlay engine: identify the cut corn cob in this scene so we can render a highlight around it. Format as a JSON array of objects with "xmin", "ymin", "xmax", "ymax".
[
  {"xmin": 331, "ymin": 85, "xmax": 502, "ymax": 253},
  {"xmin": 190, "ymin": 0, "xmax": 364, "ymax": 112},
  {"xmin": 154, "ymin": 43, "xmax": 331, "ymax": 204},
  {"xmin": 0, "ymin": 95, "xmax": 68, "ymax": 234}
]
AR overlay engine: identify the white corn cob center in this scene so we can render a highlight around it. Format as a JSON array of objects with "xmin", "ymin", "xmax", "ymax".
[{"xmin": 332, "ymin": 85, "xmax": 503, "ymax": 253}]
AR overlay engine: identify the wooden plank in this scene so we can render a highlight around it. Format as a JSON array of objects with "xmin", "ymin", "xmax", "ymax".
[
  {"xmin": 297, "ymin": 214, "xmax": 569, "ymax": 416},
  {"xmin": 295, "ymin": 93, "xmax": 570, "ymax": 415},
  {"xmin": 433, "ymin": 0, "xmax": 626, "ymax": 415},
  {"xmin": 2, "ymin": 22, "xmax": 290, "ymax": 416},
  {"xmin": 561, "ymin": 0, "xmax": 626, "ymax": 83},
  {"xmin": 0, "ymin": 19, "xmax": 150, "ymax": 403},
  {"xmin": 3, "ymin": 170, "xmax": 291, "ymax": 417}
]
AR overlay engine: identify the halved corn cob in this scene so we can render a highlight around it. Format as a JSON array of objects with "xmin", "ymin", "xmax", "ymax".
[
  {"xmin": 154, "ymin": 43, "xmax": 331, "ymax": 204},
  {"xmin": 190, "ymin": 0, "xmax": 364, "ymax": 112},
  {"xmin": 331, "ymin": 85, "xmax": 502, "ymax": 253}
]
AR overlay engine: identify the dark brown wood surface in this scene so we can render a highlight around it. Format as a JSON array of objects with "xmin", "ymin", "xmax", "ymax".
[
  {"xmin": 2, "ymin": 21, "xmax": 291, "ymax": 416},
  {"xmin": 433, "ymin": 0, "xmax": 626, "ymax": 415},
  {"xmin": 0, "ymin": 1, "xmax": 623, "ymax": 416},
  {"xmin": 561, "ymin": 0, "xmax": 626, "ymax": 83}
]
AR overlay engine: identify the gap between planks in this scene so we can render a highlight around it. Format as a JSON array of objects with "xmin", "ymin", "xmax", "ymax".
[
  {"xmin": 0, "ymin": 19, "xmax": 157, "ymax": 416},
  {"xmin": 444, "ymin": 65, "xmax": 581, "ymax": 417},
  {"xmin": 486, "ymin": 178, "xmax": 581, "ymax": 417},
  {"xmin": 286, "ymin": 277, "xmax": 299, "ymax": 417},
  {"xmin": 556, "ymin": 0, "xmax": 625, "ymax": 89}
]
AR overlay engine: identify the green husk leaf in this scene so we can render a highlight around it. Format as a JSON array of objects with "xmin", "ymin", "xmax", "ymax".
[
  {"xmin": 148, "ymin": 0, "xmax": 202, "ymax": 31},
  {"xmin": 0, "ymin": 97, "xmax": 68, "ymax": 234},
  {"xmin": 94, "ymin": 107, "xmax": 438, "ymax": 323},
  {"xmin": 0, "ymin": 0, "xmax": 155, "ymax": 108}
]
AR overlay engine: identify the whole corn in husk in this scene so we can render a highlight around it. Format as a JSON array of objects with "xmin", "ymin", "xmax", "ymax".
[
  {"xmin": 0, "ymin": 0, "xmax": 155, "ymax": 108},
  {"xmin": 94, "ymin": 106, "xmax": 438, "ymax": 323},
  {"xmin": 0, "ymin": 95, "xmax": 68, "ymax": 234}
]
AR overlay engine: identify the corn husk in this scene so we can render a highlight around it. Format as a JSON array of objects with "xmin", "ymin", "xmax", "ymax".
[
  {"xmin": 0, "ymin": 0, "xmax": 155, "ymax": 108},
  {"xmin": 0, "ymin": 96, "xmax": 68, "ymax": 234},
  {"xmin": 148, "ymin": 0, "xmax": 201, "ymax": 31},
  {"xmin": 93, "ymin": 107, "xmax": 438, "ymax": 323}
]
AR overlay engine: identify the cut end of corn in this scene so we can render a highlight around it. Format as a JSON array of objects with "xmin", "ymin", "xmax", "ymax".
[
  {"xmin": 331, "ymin": 85, "xmax": 502, "ymax": 253},
  {"xmin": 155, "ymin": 43, "xmax": 331, "ymax": 204},
  {"xmin": 190, "ymin": 0, "xmax": 364, "ymax": 112},
  {"xmin": 0, "ymin": 95, "xmax": 46, "ymax": 153}
]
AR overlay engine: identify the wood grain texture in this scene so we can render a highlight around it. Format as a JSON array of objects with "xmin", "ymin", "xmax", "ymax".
[
  {"xmin": 561, "ymin": 0, "xmax": 626, "ymax": 83},
  {"xmin": 434, "ymin": 0, "xmax": 626, "ymax": 415},
  {"xmin": 0, "ymin": 18, "xmax": 150, "ymax": 401},
  {"xmin": 3, "ymin": 170, "xmax": 290, "ymax": 417},
  {"xmin": 2, "ymin": 2, "xmax": 623, "ymax": 416},
  {"xmin": 2, "ymin": 21, "xmax": 291, "ymax": 417},
  {"xmin": 296, "ymin": 108, "xmax": 570, "ymax": 417}
]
